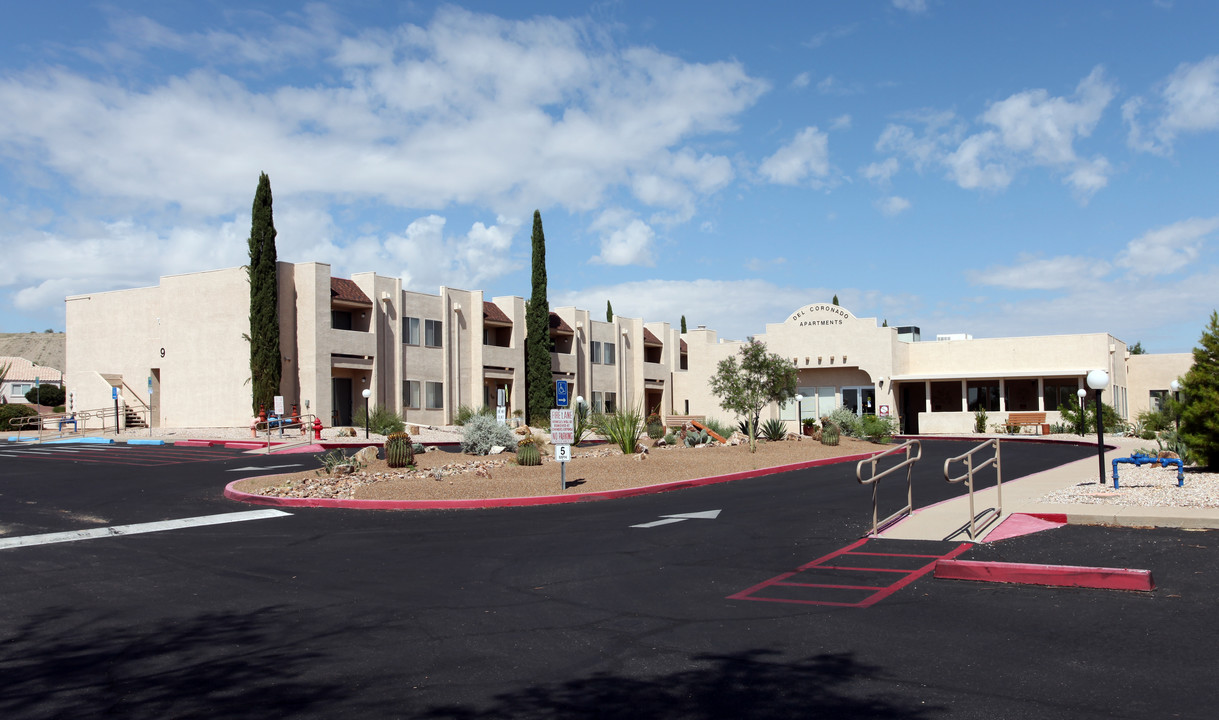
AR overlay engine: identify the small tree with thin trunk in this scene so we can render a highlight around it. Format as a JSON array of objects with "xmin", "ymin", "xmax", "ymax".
[{"xmin": 709, "ymin": 339, "xmax": 798, "ymax": 452}]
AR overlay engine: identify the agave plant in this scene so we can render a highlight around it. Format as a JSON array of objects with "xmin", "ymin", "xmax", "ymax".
[{"xmin": 760, "ymin": 418, "xmax": 788, "ymax": 441}]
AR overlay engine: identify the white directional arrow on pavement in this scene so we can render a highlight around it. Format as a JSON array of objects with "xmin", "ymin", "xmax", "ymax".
[
  {"xmin": 227, "ymin": 464, "xmax": 303, "ymax": 472},
  {"xmin": 631, "ymin": 509, "xmax": 721, "ymax": 528}
]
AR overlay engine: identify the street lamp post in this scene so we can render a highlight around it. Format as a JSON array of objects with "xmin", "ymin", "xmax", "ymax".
[
  {"xmin": 361, "ymin": 388, "xmax": 371, "ymax": 439},
  {"xmin": 1086, "ymin": 369, "xmax": 1110, "ymax": 485},
  {"xmin": 1076, "ymin": 388, "xmax": 1087, "ymax": 437},
  {"xmin": 795, "ymin": 393, "xmax": 804, "ymax": 436},
  {"xmin": 1170, "ymin": 379, "xmax": 1181, "ymax": 434}
]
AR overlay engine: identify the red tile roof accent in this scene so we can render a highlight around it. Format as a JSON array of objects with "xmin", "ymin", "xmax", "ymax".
[
  {"xmin": 643, "ymin": 328, "xmax": 662, "ymax": 346},
  {"xmin": 483, "ymin": 301, "xmax": 512, "ymax": 325},
  {"xmin": 549, "ymin": 312, "xmax": 574, "ymax": 334},
  {"xmin": 330, "ymin": 278, "xmax": 372, "ymax": 305}
]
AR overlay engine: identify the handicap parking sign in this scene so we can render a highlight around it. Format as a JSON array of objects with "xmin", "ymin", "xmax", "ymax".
[{"xmin": 555, "ymin": 379, "xmax": 569, "ymax": 407}]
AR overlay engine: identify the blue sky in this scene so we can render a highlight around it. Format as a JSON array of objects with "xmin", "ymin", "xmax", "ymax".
[{"xmin": 1, "ymin": 1, "xmax": 1217, "ymax": 353}]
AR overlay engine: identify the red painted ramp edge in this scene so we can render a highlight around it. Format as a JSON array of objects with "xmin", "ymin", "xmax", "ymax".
[{"xmin": 934, "ymin": 559, "xmax": 1155, "ymax": 592}]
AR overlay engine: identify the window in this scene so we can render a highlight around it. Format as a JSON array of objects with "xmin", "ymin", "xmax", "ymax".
[
  {"xmin": 11, "ymin": 383, "xmax": 31, "ymax": 397},
  {"xmin": 403, "ymin": 380, "xmax": 421, "ymax": 409},
  {"xmin": 331, "ymin": 310, "xmax": 353, "ymax": 330},
  {"xmin": 1150, "ymin": 389, "xmax": 1169, "ymax": 411},
  {"xmin": 425, "ymin": 381, "xmax": 444, "ymax": 409},
  {"xmin": 592, "ymin": 391, "xmax": 617, "ymax": 413},
  {"xmin": 425, "ymin": 319, "xmax": 443, "ymax": 347},
  {"xmin": 403, "ymin": 317, "xmax": 420, "ymax": 346},
  {"xmin": 1044, "ymin": 381, "xmax": 1078, "ymax": 412},
  {"xmin": 604, "ymin": 343, "xmax": 615, "ymax": 365},
  {"xmin": 591, "ymin": 341, "xmax": 602, "ymax": 364},
  {"xmin": 967, "ymin": 382, "xmax": 1000, "ymax": 412},
  {"xmin": 679, "ymin": 353, "xmax": 688, "ymax": 371}
]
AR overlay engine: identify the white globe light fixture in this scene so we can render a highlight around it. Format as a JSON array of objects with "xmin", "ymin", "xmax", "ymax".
[
  {"xmin": 795, "ymin": 394, "xmax": 804, "ymax": 435},
  {"xmin": 1085, "ymin": 370, "xmax": 1110, "ymax": 485},
  {"xmin": 1076, "ymin": 388, "xmax": 1087, "ymax": 437}
]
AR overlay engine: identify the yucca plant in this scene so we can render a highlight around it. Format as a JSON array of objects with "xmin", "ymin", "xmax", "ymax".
[
  {"xmin": 760, "ymin": 418, "xmax": 788, "ymax": 441},
  {"xmin": 599, "ymin": 402, "xmax": 645, "ymax": 454}
]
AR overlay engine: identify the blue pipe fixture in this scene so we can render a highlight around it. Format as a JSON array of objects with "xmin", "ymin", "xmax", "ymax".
[{"xmin": 1110, "ymin": 453, "xmax": 1185, "ymax": 490}]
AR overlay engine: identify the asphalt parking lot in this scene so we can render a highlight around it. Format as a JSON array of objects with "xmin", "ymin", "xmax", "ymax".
[{"xmin": 2, "ymin": 440, "xmax": 1215, "ymax": 719}]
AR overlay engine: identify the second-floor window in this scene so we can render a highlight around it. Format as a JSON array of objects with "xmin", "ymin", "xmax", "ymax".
[
  {"xmin": 591, "ymin": 341, "xmax": 616, "ymax": 365},
  {"xmin": 425, "ymin": 319, "xmax": 443, "ymax": 347},
  {"xmin": 331, "ymin": 310, "xmax": 353, "ymax": 330},
  {"xmin": 404, "ymin": 317, "xmax": 420, "ymax": 346}
]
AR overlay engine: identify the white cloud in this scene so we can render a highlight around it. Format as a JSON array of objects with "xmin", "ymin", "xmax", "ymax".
[
  {"xmin": 861, "ymin": 157, "xmax": 900, "ymax": 185},
  {"xmin": 879, "ymin": 68, "xmax": 1115, "ymax": 200},
  {"xmin": 589, "ymin": 210, "xmax": 656, "ymax": 266},
  {"xmin": 791, "ymin": 72, "xmax": 811, "ymax": 89},
  {"xmin": 967, "ymin": 254, "xmax": 1111, "ymax": 291},
  {"xmin": 758, "ymin": 126, "xmax": 830, "ymax": 185},
  {"xmin": 893, "ymin": 0, "xmax": 928, "ymax": 14},
  {"xmin": 1116, "ymin": 216, "xmax": 1219, "ymax": 273},
  {"xmin": 0, "ymin": 6, "xmax": 768, "ymax": 217},
  {"xmin": 829, "ymin": 114, "xmax": 852, "ymax": 131},
  {"xmin": 380, "ymin": 214, "xmax": 522, "ymax": 291},
  {"xmin": 1127, "ymin": 55, "xmax": 1219, "ymax": 154},
  {"xmin": 804, "ymin": 24, "xmax": 857, "ymax": 49},
  {"xmin": 875, "ymin": 196, "xmax": 911, "ymax": 216}
]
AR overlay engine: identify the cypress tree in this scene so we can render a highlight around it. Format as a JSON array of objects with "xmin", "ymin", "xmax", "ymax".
[
  {"xmin": 1179, "ymin": 310, "xmax": 1219, "ymax": 467},
  {"xmin": 681, "ymin": 315, "xmax": 687, "ymax": 333},
  {"xmin": 832, "ymin": 294, "xmax": 839, "ymax": 306},
  {"xmin": 606, "ymin": 300, "xmax": 613, "ymax": 322},
  {"xmin": 247, "ymin": 172, "xmax": 281, "ymax": 415},
  {"xmin": 524, "ymin": 210, "xmax": 554, "ymax": 424}
]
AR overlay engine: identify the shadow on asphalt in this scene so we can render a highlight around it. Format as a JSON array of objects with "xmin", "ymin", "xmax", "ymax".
[{"xmin": 418, "ymin": 649, "xmax": 943, "ymax": 720}]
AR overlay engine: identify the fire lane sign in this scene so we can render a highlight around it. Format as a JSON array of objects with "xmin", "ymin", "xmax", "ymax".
[{"xmin": 550, "ymin": 408, "xmax": 575, "ymax": 445}]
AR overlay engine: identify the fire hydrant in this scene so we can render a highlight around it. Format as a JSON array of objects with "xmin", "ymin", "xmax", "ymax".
[{"xmin": 312, "ymin": 416, "xmax": 323, "ymax": 441}]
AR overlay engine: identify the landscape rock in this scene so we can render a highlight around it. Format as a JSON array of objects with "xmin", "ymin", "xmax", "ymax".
[
  {"xmin": 634, "ymin": 452, "xmax": 647, "ymax": 461},
  {"xmin": 354, "ymin": 446, "xmax": 379, "ymax": 465},
  {"xmin": 489, "ymin": 445, "xmax": 505, "ymax": 455}
]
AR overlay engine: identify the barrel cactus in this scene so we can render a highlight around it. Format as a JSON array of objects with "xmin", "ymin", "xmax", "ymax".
[
  {"xmin": 386, "ymin": 431, "xmax": 414, "ymax": 468},
  {"xmin": 821, "ymin": 422, "xmax": 840, "ymax": 446},
  {"xmin": 517, "ymin": 442, "xmax": 541, "ymax": 466}
]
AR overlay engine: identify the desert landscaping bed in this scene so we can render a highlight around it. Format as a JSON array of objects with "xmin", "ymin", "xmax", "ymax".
[{"xmin": 231, "ymin": 436, "xmax": 881, "ymax": 502}]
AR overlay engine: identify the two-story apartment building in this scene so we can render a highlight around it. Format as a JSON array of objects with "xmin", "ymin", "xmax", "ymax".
[{"xmin": 65, "ymin": 264, "xmax": 1192, "ymax": 434}]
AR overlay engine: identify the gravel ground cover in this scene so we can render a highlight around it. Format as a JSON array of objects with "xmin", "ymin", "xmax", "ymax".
[
  {"xmin": 232, "ymin": 435, "xmax": 881, "ymax": 501},
  {"xmin": 1039, "ymin": 463, "xmax": 1219, "ymax": 508}
]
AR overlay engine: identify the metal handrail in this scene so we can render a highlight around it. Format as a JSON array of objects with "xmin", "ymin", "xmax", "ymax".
[
  {"xmin": 7, "ymin": 405, "xmax": 143, "ymax": 443},
  {"xmin": 254, "ymin": 412, "xmax": 317, "ymax": 454},
  {"xmin": 943, "ymin": 438, "xmax": 1003, "ymax": 541},
  {"xmin": 855, "ymin": 439, "xmax": 922, "ymax": 536}
]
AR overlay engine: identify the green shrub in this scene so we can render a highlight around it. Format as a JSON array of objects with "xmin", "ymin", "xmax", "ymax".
[
  {"xmin": 53, "ymin": 405, "xmax": 66, "ymax": 413},
  {"xmin": 702, "ymin": 417, "xmax": 733, "ymax": 440},
  {"xmin": 25, "ymin": 385, "xmax": 66, "ymax": 406},
  {"xmin": 599, "ymin": 403, "xmax": 645, "ymax": 455},
  {"xmin": 352, "ymin": 405, "xmax": 406, "ymax": 435},
  {"xmin": 461, "ymin": 414, "xmax": 518, "ymax": 455},
  {"xmin": 760, "ymin": 418, "xmax": 788, "ymax": 441},
  {"xmin": 974, "ymin": 409, "xmax": 988, "ymax": 433},
  {"xmin": 454, "ymin": 404, "xmax": 494, "ymax": 426},
  {"xmin": 314, "ymin": 448, "xmax": 365, "ymax": 476},
  {"xmin": 574, "ymin": 400, "xmax": 594, "ymax": 444},
  {"xmin": 826, "ymin": 407, "xmax": 862, "ymax": 438},
  {"xmin": 0, "ymin": 403, "xmax": 39, "ymax": 430},
  {"xmin": 663, "ymin": 432, "xmax": 677, "ymax": 445},
  {"xmin": 860, "ymin": 414, "xmax": 897, "ymax": 443},
  {"xmin": 646, "ymin": 423, "xmax": 664, "ymax": 439}
]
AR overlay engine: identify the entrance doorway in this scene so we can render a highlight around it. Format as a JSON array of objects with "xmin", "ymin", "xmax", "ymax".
[
  {"xmin": 900, "ymin": 383, "xmax": 924, "ymax": 434},
  {"xmin": 842, "ymin": 386, "xmax": 877, "ymax": 416},
  {"xmin": 332, "ymin": 378, "xmax": 353, "ymax": 426}
]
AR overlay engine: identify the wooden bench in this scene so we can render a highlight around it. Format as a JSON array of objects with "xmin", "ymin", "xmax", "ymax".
[
  {"xmin": 1006, "ymin": 412, "xmax": 1048, "ymax": 435},
  {"xmin": 663, "ymin": 414, "xmax": 706, "ymax": 429}
]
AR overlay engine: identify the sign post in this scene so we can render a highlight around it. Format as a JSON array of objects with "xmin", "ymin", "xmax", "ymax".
[
  {"xmin": 555, "ymin": 379, "xmax": 569, "ymax": 408},
  {"xmin": 274, "ymin": 395, "xmax": 285, "ymax": 436},
  {"xmin": 550, "ymin": 408, "xmax": 575, "ymax": 490},
  {"xmin": 496, "ymin": 388, "xmax": 507, "ymax": 425},
  {"xmin": 147, "ymin": 376, "xmax": 154, "ymax": 436},
  {"xmin": 112, "ymin": 386, "xmax": 119, "ymax": 435}
]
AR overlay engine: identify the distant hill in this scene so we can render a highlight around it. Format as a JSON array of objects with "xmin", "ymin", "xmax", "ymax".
[{"xmin": 0, "ymin": 333, "xmax": 66, "ymax": 372}]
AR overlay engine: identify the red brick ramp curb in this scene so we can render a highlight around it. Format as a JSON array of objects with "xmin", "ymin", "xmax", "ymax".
[
  {"xmin": 934, "ymin": 559, "xmax": 1155, "ymax": 592},
  {"xmin": 223, "ymin": 451, "xmax": 876, "ymax": 510}
]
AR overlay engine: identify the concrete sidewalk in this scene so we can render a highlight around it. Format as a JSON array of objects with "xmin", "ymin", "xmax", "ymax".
[{"xmin": 879, "ymin": 435, "xmax": 1219, "ymax": 543}]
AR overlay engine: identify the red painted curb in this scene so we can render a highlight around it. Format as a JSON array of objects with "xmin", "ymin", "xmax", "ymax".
[
  {"xmin": 175, "ymin": 440, "xmax": 217, "ymax": 447},
  {"xmin": 224, "ymin": 450, "xmax": 878, "ymax": 511},
  {"xmin": 1024, "ymin": 512, "xmax": 1069, "ymax": 523},
  {"xmin": 934, "ymin": 559, "xmax": 1155, "ymax": 591}
]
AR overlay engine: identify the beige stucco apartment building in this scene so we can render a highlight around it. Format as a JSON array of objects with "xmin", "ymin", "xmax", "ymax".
[{"xmin": 65, "ymin": 264, "xmax": 1193, "ymax": 434}]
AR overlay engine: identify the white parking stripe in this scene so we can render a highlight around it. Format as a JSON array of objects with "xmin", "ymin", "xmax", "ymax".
[{"xmin": 0, "ymin": 509, "xmax": 292, "ymax": 550}]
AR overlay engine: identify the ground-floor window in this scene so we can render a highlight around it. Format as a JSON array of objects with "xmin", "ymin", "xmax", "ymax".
[
  {"xmin": 425, "ymin": 381, "xmax": 444, "ymax": 410},
  {"xmin": 1149, "ymin": 389, "xmax": 1169, "ymax": 411},
  {"xmin": 966, "ymin": 381, "xmax": 1000, "ymax": 412},
  {"xmin": 403, "ymin": 380, "xmax": 421, "ymax": 409},
  {"xmin": 1043, "ymin": 380, "xmax": 1078, "ymax": 411},
  {"xmin": 592, "ymin": 391, "xmax": 616, "ymax": 413},
  {"xmin": 780, "ymin": 386, "xmax": 837, "ymax": 421},
  {"xmin": 841, "ymin": 386, "xmax": 876, "ymax": 416}
]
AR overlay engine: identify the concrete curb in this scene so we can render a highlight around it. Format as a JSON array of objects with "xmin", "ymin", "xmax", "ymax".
[
  {"xmin": 223, "ymin": 451, "xmax": 878, "ymax": 511},
  {"xmin": 934, "ymin": 558, "xmax": 1156, "ymax": 591}
]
